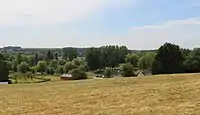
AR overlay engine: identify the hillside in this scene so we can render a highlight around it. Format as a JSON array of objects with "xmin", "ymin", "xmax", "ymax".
[{"xmin": 0, "ymin": 74, "xmax": 200, "ymax": 115}]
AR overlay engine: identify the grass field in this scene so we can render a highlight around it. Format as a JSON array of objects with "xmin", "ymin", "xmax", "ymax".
[{"xmin": 1, "ymin": 73, "xmax": 200, "ymax": 115}]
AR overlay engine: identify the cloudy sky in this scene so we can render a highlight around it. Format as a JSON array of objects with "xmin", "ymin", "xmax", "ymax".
[{"xmin": 0, "ymin": 0, "xmax": 200, "ymax": 49}]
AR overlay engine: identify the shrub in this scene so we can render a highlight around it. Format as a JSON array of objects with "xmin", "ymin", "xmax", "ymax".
[
  {"xmin": 104, "ymin": 68, "xmax": 112, "ymax": 77},
  {"xmin": 69, "ymin": 69, "xmax": 87, "ymax": 80},
  {"xmin": 46, "ymin": 67, "xmax": 55, "ymax": 75},
  {"xmin": 121, "ymin": 63, "xmax": 134, "ymax": 77},
  {"xmin": 18, "ymin": 62, "xmax": 29, "ymax": 73}
]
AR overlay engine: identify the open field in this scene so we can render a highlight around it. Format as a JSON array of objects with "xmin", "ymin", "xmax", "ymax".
[{"xmin": 1, "ymin": 73, "xmax": 200, "ymax": 115}]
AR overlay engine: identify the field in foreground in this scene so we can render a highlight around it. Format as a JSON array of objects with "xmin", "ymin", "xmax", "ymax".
[{"xmin": 1, "ymin": 74, "xmax": 200, "ymax": 115}]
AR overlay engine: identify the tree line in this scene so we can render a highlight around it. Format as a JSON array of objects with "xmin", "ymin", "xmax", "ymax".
[{"xmin": 0, "ymin": 43, "xmax": 200, "ymax": 82}]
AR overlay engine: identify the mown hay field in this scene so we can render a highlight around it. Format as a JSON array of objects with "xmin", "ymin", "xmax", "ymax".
[{"xmin": 1, "ymin": 73, "xmax": 200, "ymax": 115}]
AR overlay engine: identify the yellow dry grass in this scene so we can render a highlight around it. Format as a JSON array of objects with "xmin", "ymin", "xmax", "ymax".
[{"xmin": 1, "ymin": 73, "xmax": 200, "ymax": 115}]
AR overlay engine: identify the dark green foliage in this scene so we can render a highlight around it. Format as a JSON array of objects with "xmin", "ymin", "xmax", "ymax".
[
  {"xmin": 86, "ymin": 48, "xmax": 101, "ymax": 70},
  {"xmin": 56, "ymin": 66, "xmax": 64, "ymax": 74},
  {"xmin": 46, "ymin": 67, "xmax": 55, "ymax": 75},
  {"xmin": 11, "ymin": 60, "xmax": 18, "ymax": 72},
  {"xmin": 86, "ymin": 45, "xmax": 129, "ymax": 70},
  {"xmin": 18, "ymin": 62, "xmax": 30, "ymax": 73},
  {"xmin": 37, "ymin": 61, "xmax": 47, "ymax": 74},
  {"xmin": 183, "ymin": 55, "xmax": 200, "ymax": 73},
  {"xmin": 63, "ymin": 62, "xmax": 77, "ymax": 73},
  {"xmin": 49, "ymin": 60, "xmax": 58, "ymax": 70},
  {"xmin": 78, "ymin": 65, "xmax": 88, "ymax": 72},
  {"xmin": 152, "ymin": 43, "xmax": 183, "ymax": 74},
  {"xmin": 138, "ymin": 56, "xmax": 147, "ymax": 71},
  {"xmin": 46, "ymin": 50, "xmax": 54, "ymax": 61},
  {"xmin": 58, "ymin": 59, "xmax": 66, "ymax": 66},
  {"xmin": 138, "ymin": 52, "xmax": 156, "ymax": 71},
  {"xmin": 34, "ymin": 53, "xmax": 38, "ymax": 65},
  {"xmin": 63, "ymin": 47, "xmax": 77, "ymax": 61},
  {"xmin": 69, "ymin": 69, "xmax": 87, "ymax": 80},
  {"xmin": 16, "ymin": 54, "xmax": 23, "ymax": 64},
  {"xmin": 104, "ymin": 68, "xmax": 112, "ymax": 77},
  {"xmin": 125, "ymin": 53, "xmax": 139, "ymax": 67},
  {"xmin": 54, "ymin": 52, "xmax": 59, "ymax": 60},
  {"xmin": 0, "ymin": 59, "xmax": 9, "ymax": 82},
  {"xmin": 121, "ymin": 63, "xmax": 134, "ymax": 77}
]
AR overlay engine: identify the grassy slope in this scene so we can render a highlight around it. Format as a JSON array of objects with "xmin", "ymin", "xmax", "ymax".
[{"xmin": 1, "ymin": 74, "xmax": 200, "ymax": 115}]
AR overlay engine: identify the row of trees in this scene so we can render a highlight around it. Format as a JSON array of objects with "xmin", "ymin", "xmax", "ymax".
[{"xmin": 1, "ymin": 43, "xmax": 200, "ymax": 82}]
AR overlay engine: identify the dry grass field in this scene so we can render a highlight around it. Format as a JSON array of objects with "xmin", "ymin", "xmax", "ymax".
[{"xmin": 1, "ymin": 73, "xmax": 200, "ymax": 115}]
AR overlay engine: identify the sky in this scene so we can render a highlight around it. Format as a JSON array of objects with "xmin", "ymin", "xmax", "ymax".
[{"xmin": 0, "ymin": 0, "xmax": 200, "ymax": 50}]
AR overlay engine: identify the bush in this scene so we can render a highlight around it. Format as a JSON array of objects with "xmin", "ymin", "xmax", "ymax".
[
  {"xmin": 63, "ymin": 62, "xmax": 77, "ymax": 73},
  {"xmin": 104, "ymin": 68, "xmax": 112, "ymax": 77},
  {"xmin": 56, "ymin": 66, "xmax": 64, "ymax": 74},
  {"xmin": 46, "ymin": 67, "xmax": 55, "ymax": 75},
  {"xmin": 18, "ymin": 62, "xmax": 29, "ymax": 73},
  {"xmin": 69, "ymin": 69, "xmax": 87, "ymax": 80},
  {"xmin": 121, "ymin": 63, "xmax": 134, "ymax": 77}
]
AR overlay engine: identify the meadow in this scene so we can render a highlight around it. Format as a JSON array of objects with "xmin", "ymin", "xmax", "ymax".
[{"xmin": 1, "ymin": 73, "xmax": 200, "ymax": 115}]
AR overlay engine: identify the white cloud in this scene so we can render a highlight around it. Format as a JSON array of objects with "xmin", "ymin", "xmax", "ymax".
[
  {"xmin": 0, "ymin": 0, "xmax": 107, "ymax": 26},
  {"xmin": 111, "ymin": 18, "xmax": 200, "ymax": 49}
]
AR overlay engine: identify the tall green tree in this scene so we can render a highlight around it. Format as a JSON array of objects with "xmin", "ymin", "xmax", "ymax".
[
  {"xmin": 144, "ymin": 52, "xmax": 156, "ymax": 70},
  {"xmin": 125, "ymin": 53, "xmax": 139, "ymax": 67},
  {"xmin": 138, "ymin": 56, "xmax": 147, "ymax": 71},
  {"xmin": 86, "ymin": 48, "xmax": 101, "ymax": 70},
  {"xmin": 49, "ymin": 60, "xmax": 58, "ymax": 70},
  {"xmin": 121, "ymin": 63, "xmax": 134, "ymax": 77},
  {"xmin": 46, "ymin": 50, "xmax": 54, "ymax": 61},
  {"xmin": 183, "ymin": 55, "xmax": 200, "ymax": 73},
  {"xmin": 37, "ymin": 61, "xmax": 47, "ymax": 74},
  {"xmin": 18, "ymin": 62, "xmax": 29, "ymax": 73},
  {"xmin": 16, "ymin": 53, "xmax": 23, "ymax": 64},
  {"xmin": 0, "ymin": 54, "xmax": 9, "ymax": 82},
  {"xmin": 11, "ymin": 60, "xmax": 18, "ymax": 72},
  {"xmin": 152, "ymin": 43, "xmax": 183, "ymax": 74},
  {"xmin": 63, "ymin": 47, "xmax": 77, "ymax": 61},
  {"xmin": 63, "ymin": 62, "xmax": 77, "ymax": 73}
]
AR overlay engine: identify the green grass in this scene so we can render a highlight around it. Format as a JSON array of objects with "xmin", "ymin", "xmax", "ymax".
[{"xmin": 1, "ymin": 73, "xmax": 200, "ymax": 115}]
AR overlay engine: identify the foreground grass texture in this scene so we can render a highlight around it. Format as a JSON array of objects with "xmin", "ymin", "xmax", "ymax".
[{"xmin": 1, "ymin": 74, "xmax": 200, "ymax": 115}]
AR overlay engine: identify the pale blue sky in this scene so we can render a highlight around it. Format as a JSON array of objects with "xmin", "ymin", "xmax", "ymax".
[{"xmin": 0, "ymin": 0, "xmax": 200, "ymax": 49}]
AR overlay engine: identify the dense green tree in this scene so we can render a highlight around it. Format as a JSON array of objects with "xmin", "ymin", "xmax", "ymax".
[
  {"xmin": 192, "ymin": 48, "xmax": 200, "ymax": 56},
  {"xmin": 56, "ymin": 65, "xmax": 64, "ymax": 74},
  {"xmin": 11, "ymin": 60, "xmax": 18, "ymax": 72},
  {"xmin": 27, "ymin": 55, "xmax": 35, "ymax": 66},
  {"xmin": 34, "ymin": 53, "xmax": 38, "ymax": 65},
  {"xmin": 49, "ymin": 60, "xmax": 58, "ymax": 70},
  {"xmin": 46, "ymin": 50, "xmax": 54, "ymax": 61},
  {"xmin": 183, "ymin": 55, "xmax": 200, "ymax": 73},
  {"xmin": 16, "ymin": 53, "xmax": 23, "ymax": 64},
  {"xmin": 0, "ymin": 60, "xmax": 9, "ymax": 82},
  {"xmin": 125, "ymin": 53, "xmax": 139, "ymax": 67},
  {"xmin": 18, "ymin": 62, "xmax": 29, "ymax": 73},
  {"xmin": 54, "ymin": 52, "xmax": 59, "ymax": 60},
  {"xmin": 63, "ymin": 62, "xmax": 77, "ymax": 73},
  {"xmin": 46, "ymin": 67, "xmax": 55, "ymax": 75},
  {"xmin": 86, "ymin": 48, "xmax": 101, "ymax": 70},
  {"xmin": 69, "ymin": 69, "xmax": 87, "ymax": 80},
  {"xmin": 37, "ymin": 61, "xmax": 47, "ymax": 74},
  {"xmin": 144, "ymin": 52, "xmax": 156, "ymax": 70},
  {"xmin": 121, "ymin": 63, "xmax": 134, "ymax": 77},
  {"xmin": 152, "ymin": 43, "xmax": 183, "ymax": 74},
  {"xmin": 78, "ymin": 65, "xmax": 88, "ymax": 72},
  {"xmin": 138, "ymin": 56, "xmax": 147, "ymax": 71},
  {"xmin": 63, "ymin": 47, "xmax": 77, "ymax": 61}
]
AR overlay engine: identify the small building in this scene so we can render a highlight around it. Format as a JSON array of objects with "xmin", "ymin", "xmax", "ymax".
[{"xmin": 60, "ymin": 74, "xmax": 73, "ymax": 80}]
